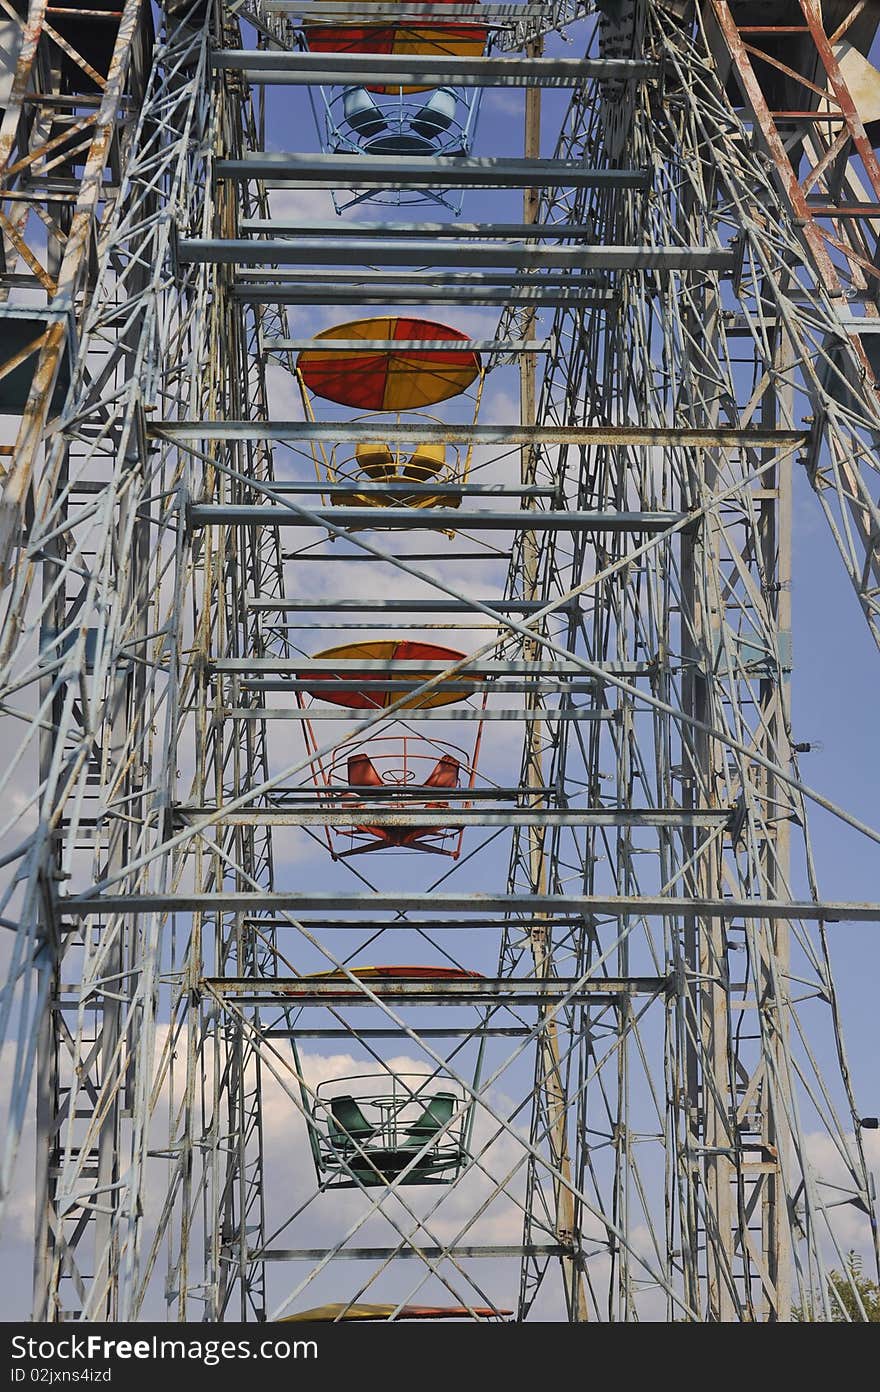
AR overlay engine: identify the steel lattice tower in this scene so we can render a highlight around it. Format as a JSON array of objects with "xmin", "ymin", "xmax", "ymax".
[{"xmin": 0, "ymin": 0, "xmax": 877, "ymax": 1322}]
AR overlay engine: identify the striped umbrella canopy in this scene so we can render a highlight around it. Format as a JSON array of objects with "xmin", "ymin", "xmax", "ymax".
[
  {"xmin": 303, "ymin": 639, "xmax": 474, "ymax": 710},
  {"xmin": 304, "ymin": 0, "xmax": 487, "ymax": 80},
  {"xmin": 297, "ymin": 317, "xmax": 481, "ymax": 411},
  {"xmin": 280, "ymin": 1302, "xmax": 510, "ymax": 1321},
  {"xmin": 304, "ymin": 965, "xmax": 483, "ymax": 980}
]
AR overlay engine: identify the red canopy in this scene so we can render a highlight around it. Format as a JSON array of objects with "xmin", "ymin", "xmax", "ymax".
[
  {"xmin": 281, "ymin": 1302, "xmax": 511, "ymax": 1322},
  {"xmin": 304, "ymin": 639, "xmax": 472, "ymax": 711},
  {"xmin": 304, "ymin": 0, "xmax": 487, "ymax": 64},
  {"xmin": 298, "ymin": 316, "xmax": 480, "ymax": 412},
  {"xmin": 305, "ymin": 966, "xmax": 483, "ymax": 981}
]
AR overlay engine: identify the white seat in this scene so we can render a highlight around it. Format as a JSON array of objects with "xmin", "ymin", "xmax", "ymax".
[
  {"xmin": 342, "ymin": 87, "xmax": 387, "ymax": 140},
  {"xmin": 410, "ymin": 88, "xmax": 457, "ymax": 139}
]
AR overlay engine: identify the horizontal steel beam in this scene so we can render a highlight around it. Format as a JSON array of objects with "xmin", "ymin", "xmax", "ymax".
[
  {"xmin": 833, "ymin": 316, "xmax": 880, "ymax": 332},
  {"xmin": 188, "ymin": 505, "xmax": 685, "ymax": 532},
  {"xmin": 249, "ymin": 1245, "xmax": 567, "ymax": 1261},
  {"xmin": 246, "ymin": 598, "xmax": 565, "ymax": 611},
  {"xmin": 152, "ymin": 422, "xmax": 805, "ymax": 448},
  {"xmin": 242, "ymin": 916, "xmax": 585, "ymax": 930},
  {"xmin": 236, "ymin": 268, "xmax": 600, "ymax": 284},
  {"xmin": 262, "ymin": 1028, "xmax": 532, "ymax": 1038},
  {"xmin": 210, "ymin": 51, "xmax": 658, "ymax": 86},
  {"xmin": 240, "ymin": 219, "xmax": 599, "ymax": 239},
  {"xmin": 181, "ymin": 239, "xmax": 735, "ymax": 271},
  {"xmin": 240, "ymin": 679, "xmax": 631, "ymax": 693},
  {"xmin": 209, "ymin": 658, "xmax": 642, "ymax": 674},
  {"xmin": 195, "ymin": 785, "xmax": 546, "ymax": 802},
  {"xmin": 174, "ymin": 806, "xmax": 731, "ymax": 828},
  {"xmin": 61, "ymin": 893, "xmax": 880, "ymax": 922},
  {"xmin": 261, "ymin": 337, "xmax": 551, "ymax": 353},
  {"xmin": 204, "ymin": 975, "xmax": 667, "ymax": 1003},
  {"xmin": 261, "ymin": 2, "xmax": 575, "ymax": 20},
  {"xmin": 216, "ymin": 154, "xmax": 650, "ymax": 188},
  {"xmin": 265, "ymin": 2, "xmax": 549, "ymax": 13},
  {"xmin": 223, "ymin": 707, "xmax": 613, "ymax": 723},
  {"xmin": 234, "ymin": 284, "xmax": 612, "ymax": 305},
  {"xmin": 244, "ymin": 482, "xmax": 558, "ymax": 497}
]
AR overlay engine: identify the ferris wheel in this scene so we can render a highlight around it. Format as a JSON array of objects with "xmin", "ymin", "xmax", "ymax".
[{"xmin": 0, "ymin": 0, "xmax": 877, "ymax": 1324}]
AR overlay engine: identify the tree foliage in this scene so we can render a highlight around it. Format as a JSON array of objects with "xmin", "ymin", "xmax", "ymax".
[{"xmin": 793, "ymin": 1251, "xmax": 880, "ymax": 1322}]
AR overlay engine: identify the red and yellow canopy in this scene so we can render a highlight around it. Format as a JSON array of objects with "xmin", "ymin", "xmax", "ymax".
[
  {"xmin": 304, "ymin": 0, "xmax": 487, "ymax": 64},
  {"xmin": 304, "ymin": 639, "xmax": 473, "ymax": 710},
  {"xmin": 297, "ymin": 317, "xmax": 481, "ymax": 411},
  {"xmin": 281, "ymin": 1302, "xmax": 509, "ymax": 1322},
  {"xmin": 304, "ymin": 965, "xmax": 483, "ymax": 981}
]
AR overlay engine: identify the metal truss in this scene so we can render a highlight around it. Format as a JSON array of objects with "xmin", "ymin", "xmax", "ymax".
[
  {"xmin": 0, "ymin": 0, "xmax": 877, "ymax": 1324},
  {"xmin": 0, "ymin": 0, "xmax": 154, "ymax": 577},
  {"xmin": 685, "ymin": 0, "xmax": 880, "ymax": 650},
  {"xmin": 244, "ymin": 0, "xmax": 595, "ymax": 56},
  {"xmin": 0, "ymin": 2, "xmax": 222, "ymax": 1318}
]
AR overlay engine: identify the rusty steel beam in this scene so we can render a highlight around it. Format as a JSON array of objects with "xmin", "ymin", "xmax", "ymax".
[
  {"xmin": 706, "ymin": 0, "xmax": 880, "ymax": 623},
  {"xmin": 0, "ymin": 0, "xmax": 151, "ymax": 583},
  {"xmin": 707, "ymin": 0, "xmax": 843, "ymax": 291}
]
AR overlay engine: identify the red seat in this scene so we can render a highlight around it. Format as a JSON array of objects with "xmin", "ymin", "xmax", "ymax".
[
  {"xmin": 344, "ymin": 753, "xmax": 460, "ymax": 850},
  {"xmin": 421, "ymin": 754, "xmax": 460, "ymax": 814},
  {"xmin": 347, "ymin": 754, "xmax": 384, "ymax": 787},
  {"xmin": 424, "ymin": 753, "xmax": 459, "ymax": 792},
  {"xmin": 398, "ymin": 754, "xmax": 460, "ymax": 848}
]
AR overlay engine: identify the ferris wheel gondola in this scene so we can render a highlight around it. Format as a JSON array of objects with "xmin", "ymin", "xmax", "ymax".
[
  {"xmin": 295, "ymin": 316, "xmax": 486, "ymax": 522},
  {"xmin": 298, "ymin": 1, "xmax": 491, "ymax": 209},
  {"xmin": 297, "ymin": 639, "xmax": 487, "ymax": 859},
  {"xmin": 288, "ymin": 966, "xmax": 486, "ymax": 1190}
]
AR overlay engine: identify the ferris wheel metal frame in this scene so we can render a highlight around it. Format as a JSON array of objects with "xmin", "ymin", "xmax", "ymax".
[{"xmin": 0, "ymin": 0, "xmax": 876, "ymax": 1323}]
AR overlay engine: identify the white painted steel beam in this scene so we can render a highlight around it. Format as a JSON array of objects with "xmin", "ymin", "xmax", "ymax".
[
  {"xmin": 210, "ymin": 50, "xmax": 658, "ymax": 86},
  {"xmin": 180, "ymin": 238, "xmax": 736, "ymax": 271},
  {"xmin": 61, "ymin": 892, "xmax": 880, "ymax": 922},
  {"xmin": 216, "ymin": 153, "xmax": 651, "ymax": 187},
  {"xmin": 152, "ymin": 421, "xmax": 805, "ymax": 447},
  {"xmin": 188, "ymin": 505, "xmax": 686, "ymax": 531}
]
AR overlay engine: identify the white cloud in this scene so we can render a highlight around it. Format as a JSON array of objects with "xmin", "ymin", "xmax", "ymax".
[{"xmin": 802, "ymin": 1128, "xmax": 880, "ymax": 1259}]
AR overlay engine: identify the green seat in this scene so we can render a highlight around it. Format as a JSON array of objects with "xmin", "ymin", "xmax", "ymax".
[
  {"xmin": 328, "ymin": 1095, "xmax": 375, "ymax": 1149},
  {"xmin": 402, "ymin": 1092, "xmax": 457, "ymax": 1147},
  {"xmin": 324, "ymin": 1090, "xmax": 463, "ymax": 1186}
]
